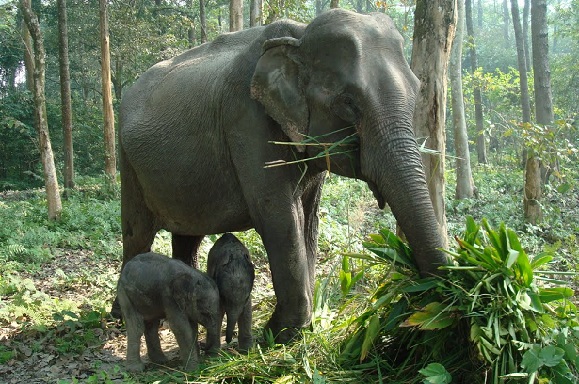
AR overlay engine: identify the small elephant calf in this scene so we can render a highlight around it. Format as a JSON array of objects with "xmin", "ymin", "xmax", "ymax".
[
  {"xmin": 207, "ymin": 233, "xmax": 255, "ymax": 350},
  {"xmin": 117, "ymin": 252, "xmax": 221, "ymax": 372}
]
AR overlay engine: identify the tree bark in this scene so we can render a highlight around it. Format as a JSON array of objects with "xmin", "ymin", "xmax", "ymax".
[
  {"xmin": 502, "ymin": 0, "xmax": 510, "ymax": 46},
  {"xmin": 524, "ymin": 0, "xmax": 554, "ymax": 224},
  {"xmin": 230, "ymin": 0, "xmax": 243, "ymax": 31},
  {"xmin": 523, "ymin": 0, "xmax": 531, "ymax": 71},
  {"xmin": 450, "ymin": 0, "xmax": 475, "ymax": 199},
  {"xmin": 21, "ymin": 20, "xmax": 35, "ymax": 92},
  {"xmin": 511, "ymin": 0, "xmax": 532, "ymax": 125},
  {"xmin": 466, "ymin": 0, "xmax": 487, "ymax": 164},
  {"xmin": 250, "ymin": 0, "xmax": 262, "ymax": 26},
  {"xmin": 200, "ymin": 0, "xmax": 207, "ymax": 43},
  {"xmin": 57, "ymin": 0, "xmax": 74, "ymax": 191},
  {"xmin": 99, "ymin": 0, "xmax": 117, "ymax": 183},
  {"xmin": 411, "ymin": 0, "xmax": 457, "ymax": 248},
  {"xmin": 19, "ymin": 0, "xmax": 62, "ymax": 220}
]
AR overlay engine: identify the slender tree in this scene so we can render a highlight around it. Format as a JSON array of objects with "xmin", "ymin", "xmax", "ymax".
[
  {"xmin": 57, "ymin": 0, "xmax": 74, "ymax": 191},
  {"xmin": 523, "ymin": 0, "xmax": 531, "ymax": 71},
  {"xmin": 511, "ymin": 0, "xmax": 532, "ymax": 125},
  {"xmin": 525, "ymin": 0, "xmax": 554, "ymax": 224},
  {"xmin": 502, "ymin": 0, "xmax": 510, "ymax": 46},
  {"xmin": 230, "ymin": 0, "xmax": 243, "ymax": 31},
  {"xmin": 99, "ymin": 0, "xmax": 116, "ymax": 183},
  {"xmin": 411, "ymin": 0, "xmax": 457, "ymax": 247},
  {"xmin": 250, "ymin": 0, "xmax": 262, "ymax": 26},
  {"xmin": 466, "ymin": 0, "xmax": 487, "ymax": 164},
  {"xmin": 19, "ymin": 0, "xmax": 62, "ymax": 220},
  {"xmin": 450, "ymin": 0, "xmax": 475, "ymax": 199},
  {"xmin": 200, "ymin": 0, "xmax": 208, "ymax": 43}
]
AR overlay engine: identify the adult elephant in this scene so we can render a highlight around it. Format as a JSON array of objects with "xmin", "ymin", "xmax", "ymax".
[{"xmin": 118, "ymin": 9, "xmax": 448, "ymax": 342}]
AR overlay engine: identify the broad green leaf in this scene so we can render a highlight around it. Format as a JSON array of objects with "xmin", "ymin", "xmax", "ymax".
[
  {"xmin": 530, "ymin": 252, "xmax": 553, "ymax": 269},
  {"xmin": 360, "ymin": 314, "xmax": 381, "ymax": 362},
  {"xmin": 419, "ymin": 363, "xmax": 452, "ymax": 384},
  {"xmin": 402, "ymin": 302, "xmax": 456, "ymax": 330},
  {"xmin": 557, "ymin": 182, "xmax": 571, "ymax": 194},
  {"xmin": 539, "ymin": 345, "xmax": 565, "ymax": 367},
  {"xmin": 384, "ymin": 299, "xmax": 408, "ymax": 331},
  {"xmin": 400, "ymin": 278, "xmax": 438, "ymax": 293},
  {"xmin": 539, "ymin": 287, "xmax": 574, "ymax": 303},
  {"xmin": 506, "ymin": 249, "xmax": 519, "ymax": 268},
  {"xmin": 521, "ymin": 346, "xmax": 543, "ymax": 373}
]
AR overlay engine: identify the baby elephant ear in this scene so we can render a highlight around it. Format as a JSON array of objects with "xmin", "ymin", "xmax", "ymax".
[
  {"xmin": 171, "ymin": 273, "xmax": 196, "ymax": 307},
  {"xmin": 251, "ymin": 37, "xmax": 308, "ymax": 152}
]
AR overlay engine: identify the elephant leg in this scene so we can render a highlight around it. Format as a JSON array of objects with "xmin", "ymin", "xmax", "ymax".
[
  {"xmin": 300, "ymin": 173, "xmax": 324, "ymax": 292},
  {"xmin": 118, "ymin": 292, "xmax": 146, "ymax": 372},
  {"xmin": 255, "ymin": 200, "xmax": 312, "ymax": 343},
  {"xmin": 237, "ymin": 299, "xmax": 253, "ymax": 351},
  {"xmin": 171, "ymin": 234, "xmax": 204, "ymax": 269},
  {"xmin": 168, "ymin": 312, "xmax": 198, "ymax": 371},
  {"xmin": 144, "ymin": 319, "xmax": 167, "ymax": 365}
]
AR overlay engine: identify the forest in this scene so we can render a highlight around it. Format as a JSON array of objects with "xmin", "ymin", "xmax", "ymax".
[{"xmin": 0, "ymin": 0, "xmax": 578, "ymax": 383}]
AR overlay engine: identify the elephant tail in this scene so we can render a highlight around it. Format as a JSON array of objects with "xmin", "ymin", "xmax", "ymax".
[{"xmin": 225, "ymin": 310, "xmax": 239, "ymax": 344}]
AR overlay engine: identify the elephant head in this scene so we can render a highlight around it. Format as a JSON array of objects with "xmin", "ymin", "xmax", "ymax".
[{"xmin": 251, "ymin": 9, "xmax": 448, "ymax": 275}]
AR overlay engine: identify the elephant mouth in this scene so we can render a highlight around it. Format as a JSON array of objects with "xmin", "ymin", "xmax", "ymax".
[{"xmin": 367, "ymin": 180, "xmax": 386, "ymax": 209}]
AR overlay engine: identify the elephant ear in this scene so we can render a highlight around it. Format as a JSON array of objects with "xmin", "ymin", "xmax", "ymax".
[{"xmin": 251, "ymin": 37, "xmax": 308, "ymax": 152}]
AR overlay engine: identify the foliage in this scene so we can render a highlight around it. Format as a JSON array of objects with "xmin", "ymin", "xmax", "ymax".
[{"xmin": 341, "ymin": 217, "xmax": 578, "ymax": 383}]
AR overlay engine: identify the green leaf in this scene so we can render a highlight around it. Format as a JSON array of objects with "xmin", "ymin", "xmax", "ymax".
[
  {"xmin": 539, "ymin": 345, "xmax": 565, "ymax": 367},
  {"xmin": 400, "ymin": 278, "xmax": 439, "ymax": 293},
  {"xmin": 419, "ymin": 363, "xmax": 452, "ymax": 384},
  {"xmin": 557, "ymin": 182, "xmax": 571, "ymax": 194},
  {"xmin": 539, "ymin": 287, "xmax": 574, "ymax": 303},
  {"xmin": 360, "ymin": 314, "xmax": 381, "ymax": 362},
  {"xmin": 521, "ymin": 346, "xmax": 543, "ymax": 373},
  {"xmin": 530, "ymin": 252, "xmax": 553, "ymax": 269},
  {"xmin": 402, "ymin": 302, "xmax": 456, "ymax": 330}
]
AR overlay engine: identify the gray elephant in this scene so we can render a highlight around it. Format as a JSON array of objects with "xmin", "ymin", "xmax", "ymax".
[
  {"xmin": 117, "ymin": 252, "xmax": 221, "ymax": 372},
  {"xmin": 117, "ymin": 9, "xmax": 448, "ymax": 343},
  {"xmin": 207, "ymin": 233, "xmax": 255, "ymax": 351}
]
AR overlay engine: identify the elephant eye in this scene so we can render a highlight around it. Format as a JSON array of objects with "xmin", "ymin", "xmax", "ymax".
[{"xmin": 331, "ymin": 94, "xmax": 359, "ymax": 123}]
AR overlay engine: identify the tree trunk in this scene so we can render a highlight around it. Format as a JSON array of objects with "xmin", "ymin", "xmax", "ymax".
[
  {"xmin": 250, "ymin": 0, "xmax": 261, "ymax": 26},
  {"xmin": 230, "ymin": 0, "xmax": 243, "ymax": 32},
  {"xmin": 19, "ymin": 0, "xmax": 62, "ymax": 220},
  {"xmin": 511, "ymin": 0, "xmax": 531, "ymax": 124},
  {"xmin": 466, "ymin": 0, "xmax": 487, "ymax": 164},
  {"xmin": 523, "ymin": 0, "xmax": 531, "ymax": 71},
  {"xmin": 200, "ymin": 0, "xmax": 207, "ymax": 43},
  {"xmin": 99, "ymin": 0, "xmax": 117, "ymax": 183},
  {"xmin": 450, "ymin": 0, "xmax": 475, "ymax": 199},
  {"xmin": 502, "ymin": 0, "xmax": 510, "ymax": 46},
  {"xmin": 57, "ymin": 0, "xmax": 74, "ymax": 192},
  {"xmin": 330, "ymin": 0, "xmax": 339, "ymax": 8},
  {"xmin": 524, "ymin": 0, "xmax": 554, "ymax": 224},
  {"xmin": 22, "ymin": 20, "xmax": 35, "ymax": 92},
  {"xmin": 411, "ymin": 0, "xmax": 456, "ymax": 248}
]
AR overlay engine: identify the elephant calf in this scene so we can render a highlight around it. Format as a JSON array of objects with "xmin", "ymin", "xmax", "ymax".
[
  {"xmin": 207, "ymin": 233, "xmax": 255, "ymax": 351},
  {"xmin": 117, "ymin": 252, "xmax": 221, "ymax": 372}
]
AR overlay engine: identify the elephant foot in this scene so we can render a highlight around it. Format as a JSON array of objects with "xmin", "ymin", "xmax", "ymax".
[
  {"xmin": 264, "ymin": 320, "xmax": 300, "ymax": 344},
  {"xmin": 237, "ymin": 336, "xmax": 253, "ymax": 352},
  {"xmin": 125, "ymin": 359, "xmax": 145, "ymax": 373},
  {"xmin": 110, "ymin": 297, "xmax": 122, "ymax": 319},
  {"xmin": 148, "ymin": 351, "xmax": 168, "ymax": 365}
]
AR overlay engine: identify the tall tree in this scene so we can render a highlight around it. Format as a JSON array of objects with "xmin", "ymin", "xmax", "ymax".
[
  {"xmin": 230, "ymin": 0, "xmax": 243, "ymax": 31},
  {"xmin": 525, "ymin": 0, "xmax": 554, "ymax": 224},
  {"xmin": 57, "ymin": 0, "xmax": 74, "ymax": 191},
  {"xmin": 523, "ymin": 0, "xmax": 531, "ymax": 71},
  {"xmin": 511, "ymin": 0, "xmax": 532, "ymax": 125},
  {"xmin": 465, "ymin": 0, "xmax": 487, "ymax": 164},
  {"xmin": 411, "ymin": 0, "xmax": 457, "ymax": 247},
  {"xmin": 450, "ymin": 0, "xmax": 475, "ymax": 199},
  {"xmin": 19, "ymin": 0, "xmax": 62, "ymax": 220},
  {"xmin": 250, "ymin": 0, "xmax": 262, "ymax": 26},
  {"xmin": 502, "ymin": 0, "xmax": 510, "ymax": 46},
  {"xmin": 200, "ymin": 0, "xmax": 207, "ymax": 42},
  {"xmin": 99, "ymin": 0, "xmax": 116, "ymax": 183}
]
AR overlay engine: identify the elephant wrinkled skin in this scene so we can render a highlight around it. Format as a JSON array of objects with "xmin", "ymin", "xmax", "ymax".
[
  {"xmin": 118, "ymin": 9, "xmax": 448, "ymax": 342},
  {"xmin": 117, "ymin": 253, "xmax": 221, "ymax": 372},
  {"xmin": 207, "ymin": 233, "xmax": 255, "ymax": 351}
]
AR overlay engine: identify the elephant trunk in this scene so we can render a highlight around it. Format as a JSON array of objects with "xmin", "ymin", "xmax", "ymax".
[
  {"xmin": 362, "ymin": 121, "xmax": 449, "ymax": 276},
  {"xmin": 204, "ymin": 320, "xmax": 221, "ymax": 354}
]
